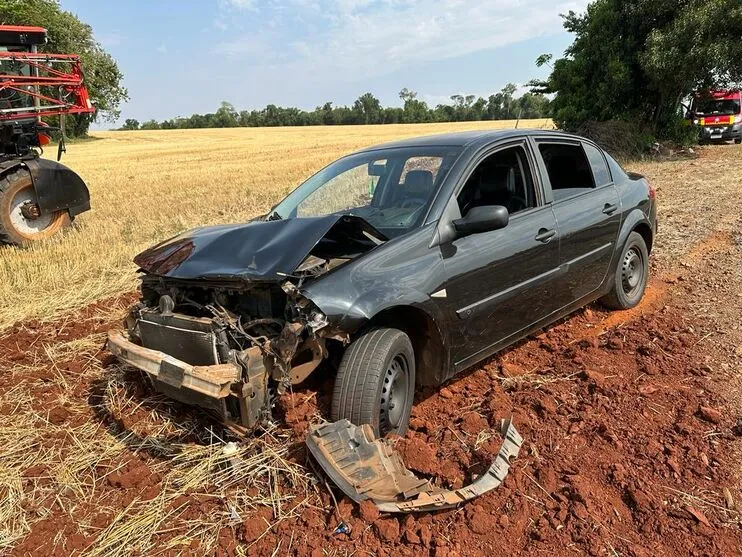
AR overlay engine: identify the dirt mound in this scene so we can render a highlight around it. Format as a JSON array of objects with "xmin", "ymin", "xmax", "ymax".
[
  {"xmin": 271, "ymin": 302, "xmax": 742, "ymax": 556},
  {"xmin": 2, "ymin": 286, "xmax": 741, "ymax": 555}
]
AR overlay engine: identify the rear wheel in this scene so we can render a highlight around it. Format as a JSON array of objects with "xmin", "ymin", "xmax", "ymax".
[
  {"xmin": 331, "ymin": 328, "xmax": 415, "ymax": 437},
  {"xmin": 600, "ymin": 232, "xmax": 649, "ymax": 310},
  {"xmin": 0, "ymin": 169, "xmax": 70, "ymax": 246}
]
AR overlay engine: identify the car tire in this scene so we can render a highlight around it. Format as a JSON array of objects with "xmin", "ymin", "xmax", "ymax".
[
  {"xmin": 734, "ymin": 138, "xmax": 742, "ymax": 145},
  {"xmin": 600, "ymin": 231, "xmax": 649, "ymax": 310},
  {"xmin": 331, "ymin": 328, "xmax": 415, "ymax": 437}
]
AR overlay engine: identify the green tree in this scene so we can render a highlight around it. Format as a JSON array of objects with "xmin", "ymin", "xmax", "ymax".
[
  {"xmin": 516, "ymin": 93, "xmax": 550, "ymax": 119},
  {"xmin": 534, "ymin": 0, "xmax": 742, "ymax": 137},
  {"xmin": 486, "ymin": 83, "xmax": 518, "ymax": 120},
  {"xmin": 139, "ymin": 120, "xmax": 161, "ymax": 130},
  {"xmin": 399, "ymin": 88, "xmax": 430, "ymax": 123},
  {"xmin": 0, "ymin": 0, "xmax": 128, "ymax": 135},
  {"xmin": 213, "ymin": 101, "xmax": 238, "ymax": 127},
  {"xmin": 353, "ymin": 93, "xmax": 382, "ymax": 124},
  {"xmin": 120, "ymin": 118, "xmax": 139, "ymax": 130}
]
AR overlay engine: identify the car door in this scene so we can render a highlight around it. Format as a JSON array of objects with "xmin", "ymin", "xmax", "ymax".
[
  {"xmin": 534, "ymin": 138, "xmax": 621, "ymax": 303},
  {"xmin": 437, "ymin": 141, "xmax": 561, "ymax": 369}
]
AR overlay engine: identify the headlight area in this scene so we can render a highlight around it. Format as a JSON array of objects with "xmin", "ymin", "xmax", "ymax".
[{"xmin": 108, "ymin": 279, "xmax": 347, "ymax": 433}]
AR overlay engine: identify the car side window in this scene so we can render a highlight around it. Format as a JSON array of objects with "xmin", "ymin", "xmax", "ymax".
[
  {"xmin": 583, "ymin": 143, "xmax": 612, "ymax": 187},
  {"xmin": 538, "ymin": 143, "xmax": 595, "ymax": 201},
  {"xmin": 457, "ymin": 146, "xmax": 537, "ymax": 217}
]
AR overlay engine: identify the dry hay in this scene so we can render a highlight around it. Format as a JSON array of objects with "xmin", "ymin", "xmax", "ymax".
[{"xmin": 0, "ymin": 342, "xmax": 316, "ymax": 556}]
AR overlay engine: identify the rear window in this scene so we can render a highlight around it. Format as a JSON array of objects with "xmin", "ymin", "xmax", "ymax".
[
  {"xmin": 604, "ymin": 152, "xmax": 628, "ymax": 180},
  {"xmin": 399, "ymin": 156, "xmax": 444, "ymax": 183},
  {"xmin": 538, "ymin": 143, "xmax": 594, "ymax": 200},
  {"xmin": 583, "ymin": 143, "xmax": 612, "ymax": 187}
]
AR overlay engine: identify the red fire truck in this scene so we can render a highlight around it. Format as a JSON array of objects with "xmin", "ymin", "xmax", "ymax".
[{"xmin": 688, "ymin": 90, "xmax": 742, "ymax": 145}]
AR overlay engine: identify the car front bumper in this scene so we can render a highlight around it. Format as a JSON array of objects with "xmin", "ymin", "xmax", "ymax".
[
  {"xmin": 106, "ymin": 330, "xmax": 273, "ymax": 430},
  {"xmin": 107, "ymin": 330, "xmax": 241, "ymax": 398}
]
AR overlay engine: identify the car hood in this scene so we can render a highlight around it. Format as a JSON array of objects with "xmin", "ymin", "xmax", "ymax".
[{"xmin": 134, "ymin": 215, "xmax": 388, "ymax": 282}]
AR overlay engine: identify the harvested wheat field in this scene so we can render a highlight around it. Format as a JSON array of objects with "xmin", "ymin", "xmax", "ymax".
[
  {"xmin": 0, "ymin": 119, "xmax": 551, "ymax": 329},
  {"xmin": 1, "ymin": 126, "xmax": 742, "ymax": 556}
]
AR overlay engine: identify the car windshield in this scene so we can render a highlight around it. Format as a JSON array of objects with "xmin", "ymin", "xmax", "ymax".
[
  {"xmin": 269, "ymin": 146, "xmax": 461, "ymax": 238},
  {"xmin": 694, "ymin": 98, "xmax": 740, "ymax": 115}
]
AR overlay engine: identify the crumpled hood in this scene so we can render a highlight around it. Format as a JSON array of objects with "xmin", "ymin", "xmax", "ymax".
[{"xmin": 133, "ymin": 214, "xmax": 387, "ymax": 282}]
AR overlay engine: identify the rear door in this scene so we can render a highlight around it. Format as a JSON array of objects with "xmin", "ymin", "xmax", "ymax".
[
  {"xmin": 438, "ymin": 141, "xmax": 561, "ymax": 368},
  {"xmin": 534, "ymin": 139, "xmax": 621, "ymax": 303}
]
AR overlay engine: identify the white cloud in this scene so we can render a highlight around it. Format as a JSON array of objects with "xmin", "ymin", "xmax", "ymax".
[
  {"xmin": 305, "ymin": 0, "xmax": 588, "ymax": 74},
  {"xmin": 224, "ymin": 0, "xmax": 257, "ymax": 10},
  {"xmin": 215, "ymin": 0, "xmax": 589, "ymax": 80}
]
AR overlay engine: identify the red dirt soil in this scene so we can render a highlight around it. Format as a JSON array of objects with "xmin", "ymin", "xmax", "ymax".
[{"xmin": 2, "ymin": 283, "xmax": 741, "ymax": 555}]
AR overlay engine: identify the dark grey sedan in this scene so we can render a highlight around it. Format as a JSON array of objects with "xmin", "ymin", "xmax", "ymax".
[{"xmin": 108, "ymin": 129, "xmax": 657, "ymax": 440}]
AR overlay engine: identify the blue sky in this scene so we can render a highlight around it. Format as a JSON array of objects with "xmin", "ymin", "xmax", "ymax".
[{"xmin": 61, "ymin": 0, "xmax": 588, "ymax": 128}]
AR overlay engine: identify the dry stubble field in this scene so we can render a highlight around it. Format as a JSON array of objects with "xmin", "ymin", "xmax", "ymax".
[
  {"xmin": 0, "ymin": 119, "xmax": 551, "ymax": 329},
  {"xmin": 1, "ymin": 124, "xmax": 742, "ymax": 556}
]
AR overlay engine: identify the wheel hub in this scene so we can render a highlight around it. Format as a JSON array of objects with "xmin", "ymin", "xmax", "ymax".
[
  {"xmin": 9, "ymin": 186, "xmax": 55, "ymax": 235},
  {"xmin": 621, "ymin": 248, "xmax": 643, "ymax": 296},
  {"xmin": 380, "ymin": 355, "xmax": 409, "ymax": 431},
  {"xmin": 20, "ymin": 201, "xmax": 41, "ymax": 220}
]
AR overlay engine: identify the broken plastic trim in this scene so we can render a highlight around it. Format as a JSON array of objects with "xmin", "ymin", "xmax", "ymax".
[{"xmin": 306, "ymin": 417, "xmax": 523, "ymax": 513}]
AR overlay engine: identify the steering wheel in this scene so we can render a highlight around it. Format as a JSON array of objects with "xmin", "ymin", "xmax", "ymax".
[{"xmin": 400, "ymin": 197, "xmax": 427, "ymax": 209}]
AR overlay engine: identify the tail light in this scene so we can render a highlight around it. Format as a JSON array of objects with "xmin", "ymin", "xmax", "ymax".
[
  {"xmin": 647, "ymin": 180, "xmax": 656, "ymax": 200},
  {"xmin": 37, "ymin": 132, "xmax": 51, "ymax": 146}
]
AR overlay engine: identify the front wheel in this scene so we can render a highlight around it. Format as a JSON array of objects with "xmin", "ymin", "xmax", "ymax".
[
  {"xmin": 734, "ymin": 138, "xmax": 742, "ymax": 145},
  {"xmin": 331, "ymin": 328, "xmax": 415, "ymax": 437},
  {"xmin": 0, "ymin": 169, "xmax": 70, "ymax": 246},
  {"xmin": 600, "ymin": 231, "xmax": 649, "ymax": 310}
]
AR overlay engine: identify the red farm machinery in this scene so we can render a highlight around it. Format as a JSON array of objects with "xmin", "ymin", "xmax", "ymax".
[{"xmin": 0, "ymin": 25, "xmax": 94, "ymax": 245}]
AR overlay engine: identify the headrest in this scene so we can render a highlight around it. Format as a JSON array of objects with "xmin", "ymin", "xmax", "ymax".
[
  {"xmin": 477, "ymin": 165, "xmax": 510, "ymax": 192},
  {"xmin": 403, "ymin": 170, "xmax": 434, "ymax": 194}
]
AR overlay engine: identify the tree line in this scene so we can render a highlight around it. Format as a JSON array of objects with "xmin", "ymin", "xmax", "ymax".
[{"xmin": 118, "ymin": 85, "xmax": 550, "ymax": 130}]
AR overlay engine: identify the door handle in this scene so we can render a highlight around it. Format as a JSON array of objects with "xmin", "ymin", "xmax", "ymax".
[
  {"xmin": 603, "ymin": 203, "xmax": 619, "ymax": 215},
  {"xmin": 535, "ymin": 228, "xmax": 556, "ymax": 243}
]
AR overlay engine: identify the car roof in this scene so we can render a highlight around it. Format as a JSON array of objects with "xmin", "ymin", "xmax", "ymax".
[{"xmin": 356, "ymin": 128, "xmax": 578, "ymax": 153}]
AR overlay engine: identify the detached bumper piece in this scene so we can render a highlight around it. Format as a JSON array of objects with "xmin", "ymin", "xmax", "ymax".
[
  {"xmin": 106, "ymin": 330, "xmax": 270, "ymax": 430},
  {"xmin": 107, "ymin": 330, "xmax": 240, "ymax": 398},
  {"xmin": 306, "ymin": 417, "xmax": 523, "ymax": 513}
]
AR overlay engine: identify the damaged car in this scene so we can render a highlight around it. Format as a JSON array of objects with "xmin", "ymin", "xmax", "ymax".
[{"xmin": 108, "ymin": 129, "xmax": 657, "ymax": 440}]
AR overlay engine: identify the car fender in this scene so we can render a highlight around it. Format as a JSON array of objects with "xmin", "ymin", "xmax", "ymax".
[
  {"xmin": 308, "ymin": 284, "xmax": 447, "ymax": 338},
  {"xmin": 605, "ymin": 208, "xmax": 653, "ymax": 283},
  {"xmin": 307, "ymin": 286, "xmax": 452, "ymax": 386}
]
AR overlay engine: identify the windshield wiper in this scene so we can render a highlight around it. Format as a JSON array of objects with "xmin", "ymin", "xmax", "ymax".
[{"xmin": 266, "ymin": 210, "xmax": 283, "ymax": 221}]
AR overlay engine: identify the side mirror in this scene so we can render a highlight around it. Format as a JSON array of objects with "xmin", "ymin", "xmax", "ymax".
[{"xmin": 452, "ymin": 205, "xmax": 509, "ymax": 237}]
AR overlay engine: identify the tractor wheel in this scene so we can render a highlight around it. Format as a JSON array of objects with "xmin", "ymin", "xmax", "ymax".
[{"xmin": 0, "ymin": 169, "xmax": 70, "ymax": 246}]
